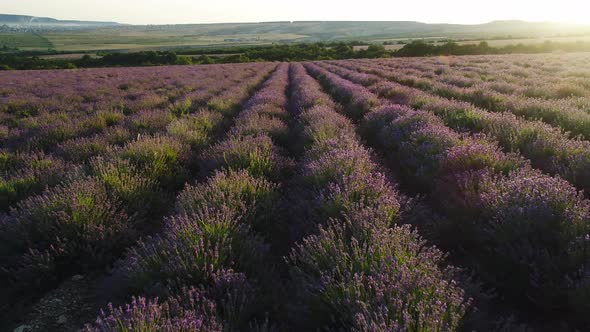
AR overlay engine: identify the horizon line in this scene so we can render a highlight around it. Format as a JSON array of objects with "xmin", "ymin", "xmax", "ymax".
[{"xmin": 1, "ymin": 13, "xmax": 588, "ymax": 27}]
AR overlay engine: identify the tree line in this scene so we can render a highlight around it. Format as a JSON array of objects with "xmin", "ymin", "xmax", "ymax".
[{"xmin": 1, "ymin": 40, "xmax": 590, "ymax": 70}]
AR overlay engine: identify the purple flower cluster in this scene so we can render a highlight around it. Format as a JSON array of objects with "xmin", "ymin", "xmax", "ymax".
[
  {"xmin": 475, "ymin": 169, "xmax": 590, "ymax": 309},
  {"xmin": 55, "ymin": 134, "xmax": 112, "ymax": 163},
  {"xmin": 304, "ymin": 62, "xmax": 380, "ymax": 120},
  {"xmin": 289, "ymin": 63, "xmax": 336, "ymax": 113},
  {"xmin": 201, "ymin": 64, "xmax": 293, "ymax": 180},
  {"xmin": 0, "ymin": 177, "xmax": 132, "ymax": 299},
  {"xmin": 385, "ymin": 110, "xmax": 462, "ymax": 189},
  {"xmin": 125, "ymin": 109, "xmax": 174, "ymax": 135},
  {"xmin": 118, "ymin": 134, "xmax": 191, "ymax": 189},
  {"xmin": 288, "ymin": 220, "xmax": 468, "ymax": 331},
  {"xmin": 176, "ymin": 169, "xmax": 279, "ymax": 235},
  {"xmin": 166, "ymin": 110, "xmax": 225, "ymax": 150},
  {"xmin": 0, "ymin": 150, "xmax": 79, "ymax": 210},
  {"xmin": 85, "ymin": 287, "xmax": 223, "ymax": 332}
]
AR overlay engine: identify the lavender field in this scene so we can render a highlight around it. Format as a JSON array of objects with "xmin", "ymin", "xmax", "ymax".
[{"xmin": 1, "ymin": 53, "xmax": 590, "ymax": 331}]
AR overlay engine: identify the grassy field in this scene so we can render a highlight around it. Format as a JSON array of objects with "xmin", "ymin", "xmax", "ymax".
[
  {"xmin": 40, "ymin": 27, "xmax": 307, "ymax": 51},
  {"xmin": 0, "ymin": 32, "xmax": 53, "ymax": 50}
]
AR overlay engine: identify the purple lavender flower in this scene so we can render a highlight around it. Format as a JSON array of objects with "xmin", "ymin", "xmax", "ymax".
[
  {"xmin": 84, "ymin": 287, "xmax": 223, "ymax": 332},
  {"xmin": 288, "ymin": 220, "xmax": 467, "ymax": 331}
]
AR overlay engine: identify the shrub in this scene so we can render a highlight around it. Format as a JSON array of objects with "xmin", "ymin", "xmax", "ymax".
[
  {"xmin": 200, "ymin": 134, "xmax": 291, "ymax": 180},
  {"xmin": 476, "ymin": 169, "xmax": 590, "ymax": 314},
  {"xmin": 120, "ymin": 212, "xmax": 268, "ymax": 299},
  {"xmin": 85, "ymin": 287, "xmax": 223, "ymax": 332},
  {"xmin": 382, "ymin": 112, "xmax": 461, "ymax": 189},
  {"xmin": 0, "ymin": 177, "xmax": 132, "ymax": 295},
  {"xmin": 102, "ymin": 126, "xmax": 132, "ymax": 146},
  {"xmin": 554, "ymin": 84, "xmax": 586, "ymax": 98},
  {"xmin": 55, "ymin": 135, "xmax": 112, "ymax": 163},
  {"xmin": 438, "ymin": 140, "xmax": 527, "ymax": 177},
  {"xmin": 29, "ymin": 118, "xmax": 81, "ymax": 151},
  {"xmin": 125, "ymin": 93, "xmax": 168, "ymax": 114},
  {"xmin": 176, "ymin": 170, "xmax": 278, "ymax": 235},
  {"xmin": 301, "ymin": 137, "xmax": 375, "ymax": 188},
  {"xmin": 299, "ymin": 105, "xmax": 356, "ymax": 149},
  {"xmin": 166, "ymin": 111, "xmax": 224, "ymax": 150},
  {"xmin": 288, "ymin": 218, "xmax": 467, "ymax": 331},
  {"xmin": 77, "ymin": 114, "xmax": 109, "ymax": 137},
  {"xmin": 168, "ymin": 97, "xmax": 193, "ymax": 116},
  {"xmin": 207, "ymin": 98, "xmax": 238, "ymax": 115},
  {"xmin": 97, "ymin": 110, "xmax": 125, "ymax": 126},
  {"xmin": 0, "ymin": 151, "xmax": 76, "ymax": 211},
  {"xmin": 230, "ymin": 112, "xmax": 289, "ymax": 145},
  {"xmin": 119, "ymin": 135, "xmax": 191, "ymax": 188},
  {"xmin": 0, "ymin": 125, "xmax": 9, "ymax": 142},
  {"xmin": 248, "ymin": 104, "xmax": 290, "ymax": 121},
  {"xmin": 126, "ymin": 109, "xmax": 174, "ymax": 135},
  {"xmin": 360, "ymin": 104, "xmax": 410, "ymax": 145},
  {"xmin": 313, "ymin": 172, "xmax": 399, "ymax": 227},
  {"xmin": 90, "ymin": 157, "xmax": 159, "ymax": 218}
]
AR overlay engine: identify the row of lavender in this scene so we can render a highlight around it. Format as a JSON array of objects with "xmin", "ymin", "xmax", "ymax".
[
  {"xmin": 0, "ymin": 63, "xmax": 276, "ymax": 324},
  {"xmin": 321, "ymin": 60, "xmax": 590, "ymax": 198},
  {"xmin": 283, "ymin": 63, "xmax": 468, "ymax": 330},
  {"xmin": 355, "ymin": 57, "xmax": 590, "ymax": 140},
  {"xmin": 304, "ymin": 62, "xmax": 590, "ymax": 328},
  {"xmin": 84, "ymin": 63, "xmax": 294, "ymax": 330}
]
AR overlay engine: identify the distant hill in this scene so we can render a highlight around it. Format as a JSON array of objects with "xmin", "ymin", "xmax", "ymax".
[
  {"xmin": 1, "ymin": 15, "xmax": 588, "ymax": 37},
  {"xmin": 0, "ymin": 14, "xmax": 121, "ymax": 27},
  {"xmin": 2, "ymin": 15, "xmax": 590, "ymax": 51},
  {"xmin": 103, "ymin": 20, "xmax": 590, "ymax": 41}
]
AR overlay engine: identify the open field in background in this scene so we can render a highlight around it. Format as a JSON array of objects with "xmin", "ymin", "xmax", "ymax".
[
  {"xmin": 7, "ymin": 28, "xmax": 590, "ymax": 53},
  {"xmin": 0, "ymin": 32, "xmax": 54, "ymax": 50},
  {"xmin": 353, "ymin": 35, "xmax": 590, "ymax": 51},
  {"xmin": 2, "ymin": 53, "xmax": 590, "ymax": 331},
  {"xmin": 41, "ymin": 30, "xmax": 307, "ymax": 51},
  {"xmin": 2, "ymin": 20, "xmax": 590, "ymax": 52}
]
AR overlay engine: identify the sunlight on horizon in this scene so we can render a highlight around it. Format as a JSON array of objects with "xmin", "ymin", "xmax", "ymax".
[{"xmin": 1, "ymin": 0, "xmax": 589, "ymax": 25}]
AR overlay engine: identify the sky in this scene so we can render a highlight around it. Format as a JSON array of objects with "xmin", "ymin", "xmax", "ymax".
[{"xmin": 2, "ymin": 0, "xmax": 589, "ymax": 25}]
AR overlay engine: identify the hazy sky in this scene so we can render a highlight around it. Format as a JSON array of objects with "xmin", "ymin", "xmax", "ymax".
[{"xmin": 2, "ymin": 0, "xmax": 589, "ymax": 25}]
